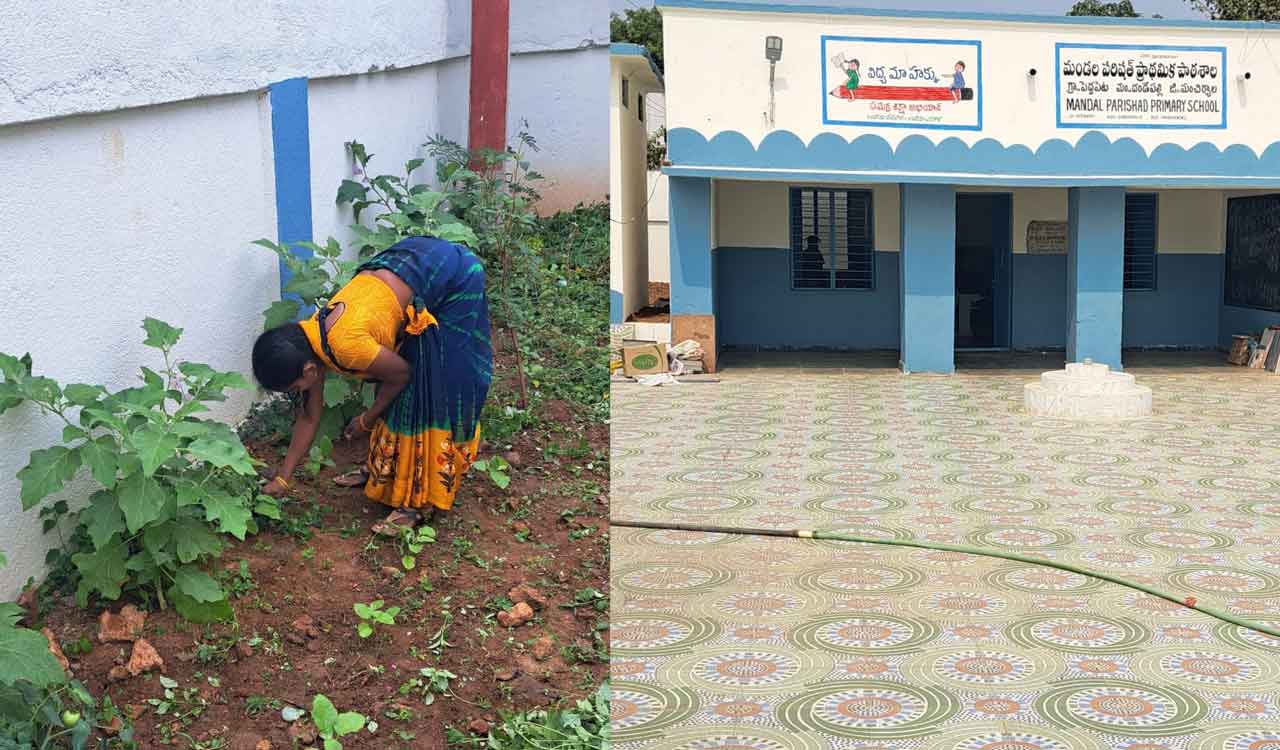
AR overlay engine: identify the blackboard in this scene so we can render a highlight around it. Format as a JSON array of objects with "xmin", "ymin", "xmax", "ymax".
[{"xmin": 1225, "ymin": 194, "xmax": 1280, "ymax": 312}]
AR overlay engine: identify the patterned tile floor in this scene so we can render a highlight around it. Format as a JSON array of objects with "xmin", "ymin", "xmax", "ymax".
[{"xmin": 610, "ymin": 352, "xmax": 1280, "ymax": 749}]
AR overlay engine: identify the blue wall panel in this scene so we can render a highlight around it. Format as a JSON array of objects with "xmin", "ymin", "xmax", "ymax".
[
  {"xmin": 1011, "ymin": 255, "xmax": 1068, "ymax": 349},
  {"xmin": 1122, "ymin": 255, "xmax": 1222, "ymax": 348},
  {"xmin": 1221, "ymin": 305, "xmax": 1280, "ymax": 346},
  {"xmin": 268, "ymin": 77, "xmax": 314, "ymax": 300},
  {"xmin": 669, "ymin": 177, "xmax": 714, "ymax": 315},
  {"xmin": 900, "ymin": 184, "xmax": 956, "ymax": 373},
  {"xmin": 715, "ymin": 249, "xmax": 900, "ymax": 349}
]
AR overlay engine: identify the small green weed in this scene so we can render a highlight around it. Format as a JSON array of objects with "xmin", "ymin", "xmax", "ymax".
[{"xmin": 353, "ymin": 600, "xmax": 399, "ymax": 638}]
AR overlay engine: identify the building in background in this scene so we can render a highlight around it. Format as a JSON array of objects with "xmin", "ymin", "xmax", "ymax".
[
  {"xmin": 659, "ymin": 0, "xmax": 1280, "ymax": 373},
  {"xmin": 610, "ymin": 43, "xmax": 665, "ymax": 324},
  {"xmin": 0, "ymin": 0, "xmax": 607, "ymax": 597}
]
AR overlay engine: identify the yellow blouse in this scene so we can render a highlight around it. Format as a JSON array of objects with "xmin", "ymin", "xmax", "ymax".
[{"xmin": 299, "ymin": 274, "xmax": 406, "ymax": 374}]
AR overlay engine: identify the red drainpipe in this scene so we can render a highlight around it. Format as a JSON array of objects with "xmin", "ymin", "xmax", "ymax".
[{"xmin": 468, "ymin": 0, "xmax": 510, "ymax": 157}]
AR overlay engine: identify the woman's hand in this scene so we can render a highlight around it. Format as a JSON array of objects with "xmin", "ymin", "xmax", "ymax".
[
  {"xmin": 343, "ymin": 412, "xmax": 374, "ymax": 441},
  {"xmin": 261, "ymin": 475, "xmax": 290, "ymax": 498}
]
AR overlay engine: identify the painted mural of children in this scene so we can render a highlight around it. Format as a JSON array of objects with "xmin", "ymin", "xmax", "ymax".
[
  {"xmin": 950, "ymin": 61, "xmax": 966, "ymax": 102},
  {"xmin": 830, "ymin": 57, "xmax": 860, "ymax": 100}
]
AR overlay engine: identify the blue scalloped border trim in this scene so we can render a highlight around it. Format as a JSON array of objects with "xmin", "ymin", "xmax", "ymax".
[{"xmin": 665, "ymin": 128, "xmax": 1280, "ymax": 186}]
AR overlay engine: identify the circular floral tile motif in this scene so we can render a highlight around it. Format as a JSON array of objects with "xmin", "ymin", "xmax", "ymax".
[
  {"xmin": 684, "ymin": 447, "xmax": 771, "ymax": 463},
  {"xmin": 776, "ymin": 680, "xmax": 958, "ymax": 739},
  {"xmin": 668, "ymin": 468, "xmax": 761, "ymax": 486},
  {"xmin": 943, "ymin": 471, "xmax": 1031, "ymax": 489},
  {"xmin": 650, "ymin": 493, "xmax": 756, "ymax": 515},
  {"xmin": 810, "ymin": 447, "xmax": 896, "ymax": 463},
  {"xmin": 923, "ymin": 416, "xmax": 987, "ymax": 429},
  {"xmin": 1035, "ymin": 679, "xmax": 1206, "ymax": 737},
  {"xmin": 1214, "ymin": 622, "xmax": 1280, "ymax": 654},
  {"xmin": 1135, "ymin": 648, "xmax": 1277, "ymax": 691},
  {"xmin": 929, "ymin": 723, "xmax": 1104, "ymax": 750},
  {"xmin": 1141, "ymin": 434, "xmax": 1214, "ymax": 450},
  {"xmin": 955, "ymin": 496, "xmax": 1049, "ymax": 514},
  {"xmin": 806, "ymin": 494, "xmax": 905, "ymax": 515},
  {"xmin": 611, "ymin": 682, "xmax": 701, "ymax": 743},
  {"xmin": 1076, "ymin": 549, "xmax": 1157, "ymax": 570},
  {"xmin": 813, "ymin": 430, "xmax": 890, "ymax": 445},
  {"xmin": 704, "ymin": 414, "xmax": 779, "ymax": 428},
  {"xmin": 638, "ymin": 529, "xmax": 736, "ymax": 547},
  {"xmin": 610, "ymin": 615, "xmax": 721, "ymax": 655},
  {"xmin": 790, "ymin": 614, "xmax": 941, "ymax": 655},
  {"xmin": 1096, "ymin": 499, "xmax": 1192, "ymax": 517},
  {"xmin": 932, "ymin": 448, "xmax": 1016, "ymax": 465},
  {"xmin": 1073, "ymin": 473, "xmax": 1157, "ymax": 490},
  {"xmin": 1053, "ymin": 451, "xmax": 1131, "ymax": 467},
  {"xmin": 1127, "ymin": 529, "xmax": 1234, "ymax": 552},
  {"xmin": 1197, "ymin": 475, "xmax": 1279, "ymax": 493},
  {"xmin": 926, "ymin": 431, "xmax": 1001, "ymax": 446},
  {"xmin": 797, "ymin": 565, "xmax": 923, "ymax": 595},
  {"xmin": 1038, "ymin": 433, "xmax": 1109, "ymax": 447},
  {"xmin": 906, "ymin": 646, "xmax": 1058, "ymax": 691},
  {"xmin": 983, "ymin": 565, "xmax": 1102, "ymax": 593},
  {"xmin": 808, "ymin": 468, "xmax": 901, "ymax": 488},
  {"xmin": 815, "ymin": 414, "xmax": 883, "ymax": 429},
  {"xmin": 967, "ymin": 526, "xmax": 1075, "ymax": 550},
  {"xmin": 662, "ymin": 648, "xmax": 831, "ymax": 695},
  {"xmin": 1007, "ymin": 615, "xmax": 1150, "ymax": 655},
  {"xmin": 694, "ymin": 430, "xmax": 777, "ymax": 444},
  {"xmin": 651, "ymin": 726, "xmax": 826, "ymax": 750},
  {"xmin": 1236, "ymin": 500, "xmax": 1280, "ymax": 519},
  {"xmin": 907, "ymin": 590, "xmax": 1011, "ymax": 622},
  {"xmin": 1166, "ymin": 567, "xmax": 1280, "ymax": 596},
  {"xmin": 611, "ymin": 428, "xmax": 658, "ymax": 443},
  {"xmin": 709, "ymin": 590, "xmax": 812, "ymax": 619},
  {"xmin": 615, "ymin": 564, "xmax": 732, "ymax": 595},
  {"xmin": 1169, "ymin": 454, "xmax": 1246, "ymax": 469}
]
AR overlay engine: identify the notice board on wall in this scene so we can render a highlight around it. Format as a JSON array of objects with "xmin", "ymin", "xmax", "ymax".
[
  {"xmin": 1026, "ymin": 221, "xmax": 1068, "ymax": 255},
  {"xmin": 1225, "ymin": 194, "xmax": 1280, "ymax": 312}
]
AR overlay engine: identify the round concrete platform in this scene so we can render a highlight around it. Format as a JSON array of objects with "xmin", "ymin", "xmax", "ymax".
[{"xmin": 1024, "ymin": 359, "xmax": 1152, "ymax": 419}]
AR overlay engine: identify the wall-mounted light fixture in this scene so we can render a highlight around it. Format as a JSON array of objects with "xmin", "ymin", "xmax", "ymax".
[
  {"xmin": 766, "ymin": 36, "xmax": 783, "ymax": 128},
  {"xmin": 1236, "ymin": 71, "xmax": 1251, "ymax": 108},
  {"xmin": 1027, "ymin": 67, "xmax": 1038, "ymax": 101}
]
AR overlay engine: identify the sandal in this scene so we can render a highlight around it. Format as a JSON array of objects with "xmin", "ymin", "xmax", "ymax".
[
  {"xmin": 371, "ymin": 509, "xmax": 423, "ymax": 537},
  {"xmin": 333, "ymin": 468, "xmax": 369, "ymax": 487}
]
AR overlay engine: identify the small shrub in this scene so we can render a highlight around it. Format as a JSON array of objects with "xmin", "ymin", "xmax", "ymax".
[
  {"xmin": 310, "ymin": 694, "xmax": 366, "ymax": 750},
  {"xmin": 1, "ymin": 319, "xmax": 267, "ymax": 621},
  {"xmin": 353, "ymin": 600, "xmax": 399, "ymax": 638}
]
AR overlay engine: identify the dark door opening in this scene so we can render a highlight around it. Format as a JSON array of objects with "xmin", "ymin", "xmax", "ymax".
[{"xmin": 955, "ymin": 193, "xmax": 1012, "ymax": 349}]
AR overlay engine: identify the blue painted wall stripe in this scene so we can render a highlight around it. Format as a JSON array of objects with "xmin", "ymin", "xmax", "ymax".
[
  {"xmin": 1067, "ymin": 187, "xmax": 1125, "ymax": 369},
  {"xmin": 669, "ymin": 177, "xmax": 714, "ymax": 315},
  {"xmin": 899, "ymin": 183, "xmax": 955, "ymax": 373},
  {"xmin": 610, "ymin": 289, "xmax": 624, "ymax": 325},
  {"xmin": 268, "ymin": 77, "xmax": 315, "ymax": 301}
]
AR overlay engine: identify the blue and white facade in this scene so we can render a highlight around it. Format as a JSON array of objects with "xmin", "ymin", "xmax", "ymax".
[{"xmin": 659, "ymin": 0, "xmax": 1280, "ymax": 373}]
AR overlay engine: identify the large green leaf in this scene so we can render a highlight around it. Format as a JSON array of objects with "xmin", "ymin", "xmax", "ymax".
[
  {"xmin": 79, "ymin": 490, "xmax": 125, "ymax": 550},
  {"xmin": 116, "ymin": 472, "xmax": 170, "ymax": 532},
  {"xmin": 264, "ymin": 300, "xmax": 301, "ymax": 331},
  {"xmin": 434, "ymin": 222, "xmax": 479, "ymax": 248},
  {"xmin": 199, "ymin": 491, "xmax": 252, "ymax": 540},
  {"xmin": 312, "ymin": 694, "xmax": 338, "ymax": 734},
  {"xmin": 18, "ymin": 446, "xmax": 81, "ymax": 510},
  {"xmin": 169, "ymin": 587, "xmax": 233, "ymax": 624},
  {"xmin": 334, "ymin": 712, "xmax": 366, "ymax": 736},
  {"xmin": 172, "ymin": 566, "xmax": 222, "ymax": 603},
  {"xmin": 323, "ymin": 376, "xmax": 355, "ymax": 408},
  {"xmin": 0, "ymin": 626, "xmax": 66, "ymax": 688},
  {"xmin": 63, "ymin": 383, "xmax": 105, "ymax": 406},
  {"xmin": 71, "ymin": 537, "xmax": 128, "ymax": 604},
  {"xmin": 131, "ymin": 426, "xmax": 181, "ymax": 477},
  {"xmin": 78, "ymin": 436, "xmax": 119, "ymax": 489},
  {"xmin": 0, "ymin": 603, "xmax": 23, "ymax": 627},
  {"xmin": 172, "ymin": 517, "xmax": 223, "ymax": 563},
  {"xmin": 142, "ymin": 318, "xmax": 182, "ymax": 350},
  {"xmin": 187, "ymin": 437, "xmax": 256, "ymax": 475},
  {"xmin": 336, "ymin": 179, "xmax": 368, "ymax": 205}
]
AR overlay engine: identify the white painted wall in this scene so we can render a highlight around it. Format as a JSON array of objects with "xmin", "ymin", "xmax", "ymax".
[
  {"xmin": 715, "ymin": 180, "xmax": 901, "ymax": 250},
  {"xmin": 647, "ymin": 170, "xmax": 670, "ymax": 282},
  {"xmin": 664, "ymin": 7, "xmax": 1278, "ymax": 154},
  {"xmin": 0, "ymin": 93, "xmax": 278, "ymax": 598},
  {"xmin": 0, "ymin": 0, "xmax": 608, "ymax": 597},
  {"xmin": 1, "ymin": 1, "xmax": 452, "ymax": 126},
  {"xmin": 611, "ymin": 54, "xmax": 658, "ymax": 320}
]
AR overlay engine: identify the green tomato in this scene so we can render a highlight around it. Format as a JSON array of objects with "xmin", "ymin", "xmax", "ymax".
[{"xmin": 61, "ymin": 710, "xmax": 81, "ymax": 727}]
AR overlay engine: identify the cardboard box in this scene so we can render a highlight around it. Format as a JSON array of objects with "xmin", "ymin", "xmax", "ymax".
[{"xmin": 623, "ymin": 343, "xmax": 668, "ymax": 376}]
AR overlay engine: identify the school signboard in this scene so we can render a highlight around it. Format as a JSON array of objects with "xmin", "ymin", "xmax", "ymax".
[
  {"xmin": 1055, "ymin": 43, "xmax": 1227, "ymax": 129},
  {"xmin": 821, "ymin": 35, "xmax": 982, "ymax": 131}
]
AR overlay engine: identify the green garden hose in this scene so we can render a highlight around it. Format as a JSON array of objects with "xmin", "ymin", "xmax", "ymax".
[{"xmin": 611, "ymin": 518, "xmax": 1280, "ymax": 639}]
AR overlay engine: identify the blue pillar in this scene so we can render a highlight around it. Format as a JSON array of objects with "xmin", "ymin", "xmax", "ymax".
[
  {"xmin": 669, "ymin": 176, "xmax": 718, "ymax": 370},
  {"xmin": 268, "ymin": 77, "xmax": 314, "ymax": 300},
  {"xmin": 1066, "ymin": 187, "xmax": 1125, "ymax": 369},
  {"xmin": 899, "ymin": 183, "xmax": 956, "ymax": 373}
]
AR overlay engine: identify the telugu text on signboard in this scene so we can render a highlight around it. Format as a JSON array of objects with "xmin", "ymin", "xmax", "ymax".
[
  {"xmin": 1055, "ymin": 43, "xmax": 1226, "ymax": 129},
  {"xmin": 822, "ymin": 36, "xmax": 982, "ymax": 131}
]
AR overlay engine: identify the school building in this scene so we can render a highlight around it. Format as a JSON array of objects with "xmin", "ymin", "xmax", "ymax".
[{"xmin": 658, "ymin": 0, "xmax": 1280, "ymax": 373}]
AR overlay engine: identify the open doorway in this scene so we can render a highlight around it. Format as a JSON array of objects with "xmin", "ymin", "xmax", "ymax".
[{"xmin": 955, "ymin": 193, "xmax": 1012, "ymax": 349}]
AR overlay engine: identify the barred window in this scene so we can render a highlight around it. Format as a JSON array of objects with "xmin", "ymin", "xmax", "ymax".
[
  {"xmin": 789, "ymin": 188, "xmax": 875, "ymax": 290},
  {"xmin": 1124, "ymin": 193, "xmax": 1158, "ymax": 291}
]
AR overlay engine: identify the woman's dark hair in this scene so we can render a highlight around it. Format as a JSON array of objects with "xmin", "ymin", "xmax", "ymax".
[{"xmin": 252, "ymin": 323, "xmax": 317, "ymax": 392}]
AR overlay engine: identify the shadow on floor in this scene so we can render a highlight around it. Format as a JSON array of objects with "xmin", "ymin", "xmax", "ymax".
[{"xmin": 718, "ymin": 348, "xmax": 1232, "ymax": 373}]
